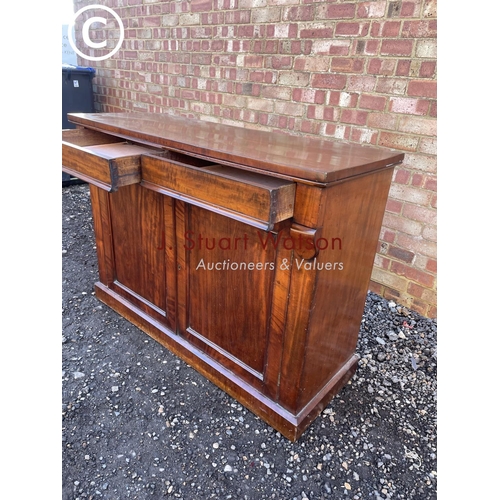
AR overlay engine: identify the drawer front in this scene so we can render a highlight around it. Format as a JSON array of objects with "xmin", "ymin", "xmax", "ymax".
[
  {"xmin": 62, "ymin": 129, "xmax": 160, "ymax": 192},
  {"xmin": 141, "ymin": 153, "xmax": 296, "ymax": 229}
]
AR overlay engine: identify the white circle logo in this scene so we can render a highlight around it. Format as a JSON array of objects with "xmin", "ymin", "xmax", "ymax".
[{"xmin": 68, "ymin": 5, "xmax": 125, "ymax": 62}]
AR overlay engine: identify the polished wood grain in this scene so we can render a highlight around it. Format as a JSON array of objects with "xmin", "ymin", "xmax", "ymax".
[
  {"xmin": 67, "ymin": 112, "xmax": 404, "ymax": 183},
  {"xmin": 297, "ymin": 168, "xmax": 394, "ymax": 411},
  {"xmin": 177, "ymin": 204, "xmax": 279, "ymax": 387},
  {"xmin": 141, "ymin": 153, "xmax": 295, "ymax": 229},
  {"xmin": 62, "ymin": 128, "xmax": 160, "ymax": 191},
  {"xmin": 63, "ymin": 112, "xmax": 403, "ymax": 441},
  {"xmin": 108, "ymin": 184, "xmax": 167, "ymax": 320}
]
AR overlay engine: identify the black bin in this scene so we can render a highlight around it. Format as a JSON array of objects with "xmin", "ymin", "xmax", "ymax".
[{"xmin": 62, "ymin": 65, "xmax": 96, "ymax": 186}]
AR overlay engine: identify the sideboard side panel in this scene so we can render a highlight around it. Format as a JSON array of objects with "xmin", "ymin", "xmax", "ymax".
[{"xmin": 297, "ymin": 167, "xmax": 395, "ymax": 410}]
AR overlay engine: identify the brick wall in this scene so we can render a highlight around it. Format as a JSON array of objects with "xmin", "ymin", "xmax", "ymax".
[{"xmin": 72, "ymin": 0, "xmax": 437, "ymax": 318}]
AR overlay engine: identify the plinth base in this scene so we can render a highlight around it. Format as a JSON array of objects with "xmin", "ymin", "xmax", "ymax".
[{"xmin": 95, "ymin": 282, "xmax": 359, "ymax": 442}]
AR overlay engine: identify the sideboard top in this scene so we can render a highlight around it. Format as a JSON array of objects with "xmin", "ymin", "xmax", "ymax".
[{"xmin": 68, "ymin": 112, "xmax": 404, "ymax": 183}]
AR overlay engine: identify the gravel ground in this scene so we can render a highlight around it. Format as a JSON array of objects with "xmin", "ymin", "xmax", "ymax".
[{"xmin": 62, "ymin": 183, "xmax": 437, "ymax": 500}]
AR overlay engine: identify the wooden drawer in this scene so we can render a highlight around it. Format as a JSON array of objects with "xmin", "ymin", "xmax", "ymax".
[
  {"xmin": 62, "ymin": 128, "xmax": 162, "ymax": 192},
  {"xmin": 141, "ymin": 152, "xmax": 296, "ymax": 229}
]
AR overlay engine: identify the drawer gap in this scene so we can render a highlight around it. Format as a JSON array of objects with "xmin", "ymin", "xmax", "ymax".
[{"xmin": 155, "ymin": 150, "xmax": 216, "ymax": 168}]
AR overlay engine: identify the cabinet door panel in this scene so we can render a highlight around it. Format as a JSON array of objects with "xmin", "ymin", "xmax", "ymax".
[
  {"xmin": 177, "ymin": 203, "xmax": 289, "ymax": 390},
  {"xmin": 104, "ymin": 184, "xmax": 175, "ymax": 325}
]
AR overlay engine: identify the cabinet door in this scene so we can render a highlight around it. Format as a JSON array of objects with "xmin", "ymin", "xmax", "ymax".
[
  {"xmin": 175, "ymin": 201, "xmax": 292, "ymax": 397},
  {"xmin": 90, "ymin": 183, "xmax": 177, "ymax": 329}
]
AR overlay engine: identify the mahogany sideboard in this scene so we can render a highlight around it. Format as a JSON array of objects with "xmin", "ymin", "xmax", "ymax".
[{"xmin": 62, "ymin": 112, "xmax": 404, "ymax": 441}]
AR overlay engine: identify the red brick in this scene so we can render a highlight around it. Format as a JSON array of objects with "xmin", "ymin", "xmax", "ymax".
[
  {"xmin": 382, "ymin": 287, "xmax": 403, "ymax": 304},
  {"xmin": 368, "ymin": 280, "xmax": 384, "ymax": 295},
  {"xmin": 364, "ymin": 40, "xmax": 381, "ymax": 55},
  {"xmin": 190, "ymin": 0, "xmax": 212, "ymax": 12},
  {"xmin": 394, "ymin": 168, "xmax": 411, "ymax": 184},
  {"xmin": 370, "ymin": 21, "xmax": 401, "ymax": 38},
  {"xmin": 300, "ymin": 27, "xmax": 333, "ymax": 39},
  {"xmin": 410, "ymin": 299, "xmax": 430, "ymax": 317},
  {"xmin": 243, "ymin": 55, "xmax": 264, "ymax": 68},
  {"xmin": 381, "ymin": 39, "xmax": 413, "ymax": 56},
  {"xmin": 330, "ymin": 58, "xmax": 364, "ymax": 73},
  {"xmin": 408, "ymin": 80, "xmax": 437, "ymax": 98},
  {"xmin": 382, "ymin": 21, "xmax": 402, "ymax": 37},
  {"xmin": 368, "ymin": 58, "xmax": 397, "ymax": 75},
  {"xmin": 407, "ymin": 282, "xmax": 425, "ymax": 299},
  {"xmin": 292, "ymin": 88, "xmax": 326, "ymax": 104},
  {"xmin": 426, "ymin": 258, "xmax": 437, "ymax": 274},
  {"xmin": 419, "ymin": 61, "xmax": 436, "ymax": 78},
  {"xmin": 402, "ymin": 1, "xmax": 418, "ymax": 16},
  {"xmin": 411, "ymin": 173, "xmax": 424, "ymax": 187},
  {"xmin": 396, "ymin": 60, "xmax": 411, "ymax": 76},
  {"xmin": 341, "ymin": 109, "xmax": 368, "ymax": 125},
  {"xmin": 431, "ymin": 194, "xmax": 437, "ymax": 209},
  {"xmin": 386, "ymin": 199, "xmax": 403, "ymax": 214},
  {"xmin": 191, "ymin": 53, "xmax": 211, "ymax": 65},
  {"xmin": 391, "ymin": 261, "xmax": 435, "ymax": 288},
  {"xmin": 323, "ymin": 3, "xmax": 357, "ymax": 19},
  {"xmin": 311, "ymin": 73, "xmax": 347, "ymax": 90},
  {"xmin": 367, "ymin": 112, "xmax": 398, "ymax": 130},
  {"xmin": 335, "ymin": 22, "xmax": 370, "ymax": 37},
  {"xmin": 359, "ymin": 94, "xmax": 387, "ymax": 111},
  {"xmin": 429, "ymin": 100, "xmax": 437, "ymax": 117},
  {"xmin": 180, "ymin": 89, "xmax": 199, "ymax": 100},
  {"xmin": 387, "ymin": 245, "xmax": 416, "ymax": 264},
  {"xmin": 380, "ymin": 228, "xmax": 396, "ymax": 244},
  {"xmin": 237, "ymin": 25, "xmax": 258, "ymax": 38},
  {"xmin": 374, "ymin": 254, "xmax": 391, "ymax": 270},
  {"xmin": 249, "ymin": 71, "xmax": 274, "ymax": 83},
  {"xmin": 299, "ymin": 120, "xmax": 322, "ymax": 134},
  {"xmin": 265, "ymin": 56, "xmax": 293, "ymax": 70},
  {"xmin": 424, "ymin": 176, "xmax": 437, "ymax": 191}
]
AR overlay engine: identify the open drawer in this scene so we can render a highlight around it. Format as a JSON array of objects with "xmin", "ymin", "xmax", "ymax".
[
  {"xmin": 141, "ymin": 152, "xmax": 296, "ymax": 229},
  {"xmin": 62, "ymin": 128, "xmax": 163, "ymax": 192}
]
